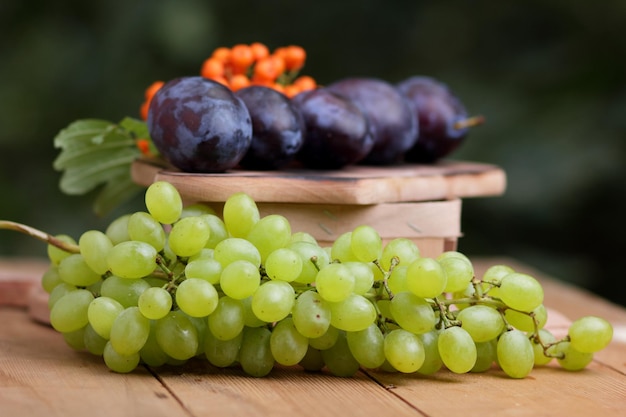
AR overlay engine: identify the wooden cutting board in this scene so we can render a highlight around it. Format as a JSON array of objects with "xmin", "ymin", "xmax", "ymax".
[{"xmin": 131, "ymin": 159, "xmax": 506, "ymax": 204}]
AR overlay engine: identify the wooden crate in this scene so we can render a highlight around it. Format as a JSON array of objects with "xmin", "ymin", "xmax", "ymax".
[{"xmin": 131, "ymin": 159, "xmax": 506, "ymax": 258}]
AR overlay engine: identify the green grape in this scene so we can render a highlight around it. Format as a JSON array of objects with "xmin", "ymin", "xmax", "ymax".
[
  {"xmin": 50, "ymin": 289, "xmax": 94, "ymax": 333},
  {"xmin": 329, "ymin": 294, "xmax": 377, "ymax": 332},
  {"xmin": 290, "ymin": 231, "xmax": 317, "ymax": 245},
  {"xmin": 299, "ymin": 346, "xmax": 325, "ymax": 371},
  {"xmin": 496, "ymin": 329, "xmax": 535, "ymax": 378},
  {"xmin": 270, "ymin": 318, "xmax": 309, "ymax": 366},
  {"xmin": 127, "ymin": 212, "xmax": 166, "ymax": 252},
  {"xmin": 437, "ymin": 250, "xmax": 471, "ymax": 263},
  {"xmin": 389, "ymin": 291, "xmax": 436, "ymax": 335},
  {"xmin": 350, "ymin": 225, "xmax": 382, "ymax": 263},
  {"xmin": 438, "ymin": 255, "xmax": 474, "ymax": 294},
  {"xmin": 185, "ymin": 258, "xmax": 222, "ymax": 285},
  {"xmin": 105, "ymin": 214, "xmax": 131, "ymax": 245},
  {"xmin": 555, "ymin": 341, "xmax": 594, "ymax": 371},
  {"xmin": 417, "ymin": 330, "xmax": 443, "ymax": 375},
  {"xmin": 309, "ymin": 326, "xmax": 339, "ymax": 350},
  {"xmin": 175, "ymin": 278, "xmax": 219, "ymax": 318},
  {"xmin": 186, "ymin": 313, "xmax": 208, "ymax": 356},
  {"xmin": 292, "ymin": 290, "xmax": 331, "ymax": 338},
  {"xmin": 188, "ymin": 248, "xmax": 214, "ymax": 262},
  {"xmin": 110, "ymin": 306, "xmax": 150, "ymax": 355},
  {"xmin": 456, "ymin": 305, "xmax": 505, "ymax": 342},
  {"xmin": 504, "ymin": 304, "xmax": 548, "ymax": 332},
  {"xmin": 438, "ymin": 326, "xmax": 477, "ymax": 374},
  {"xmin": 251, "ymin": 280, "xmax": 295, "ymax": 323},
  {"xmin": 168, "ymin": 216, "xmax": 211, "ymax": 258},
  {"xmin": 219, "ymin": 260, "xmax": 261, "ymax": 300},
  {"xmin": 145, "ymin": 181, "xmax": 183, "ymax": 225},
  {"xmin": 472, "ymin": 339, "xmax": 497, "ymax": 372},
  {"xmin": 83, "ymin": 323, "xmax": 108, "ymax": 356},
  {"xmin": 380, "ymin": 238, "xmax": 420, "ymax": 270},
  {"xmin": 330, "ymin": 232, "xmax": 358, "ymax": 262},
  {"xmin": 48, "ymin": 283, "xmax": 77, "ymax": 309},
  {"xmin": 321, "ymin": 331, "xmax": 360, "ymax": 377},
  {"xmin": 58, "ymin": 253, "xmax": 102, "ymax": 287},
  {"xmin": 140, "ymin": 321, "xmax": 168, "ymax": 367},
  {"xmin": 155, "ymin": 310, "xmax": 199, "ymax": 360},
  {"xmin": 265, "ymin": 248, "xmax": 302, "ymax": 282},
  {"xmin": 106, "ymin": 241, "xmax": 157, "ymax": 279},
  {"xmin": 41, "ymin": 266, "xmax": 62, "ymax": 294},
  {"xmin": 204, "ymin": 329, "xmax": 242, "ymax": 367},
  {"xmin": 315, "ymin": 263, "xmax": 355, "ymax": 303},
  {"xmin": 481, "ymin": 264, "xmax": 515, "ymax": 297},
  {"xmin": 239, "ymin": 326, "xmax": 275, "ymax": 377},
  {"xmin": 246, "ymin": 214, "xmax": 292, "ymax": 262},
  {"xmin": 242, "ymin": 296, "xmax": 266, "ymax": 328},
  {"xmin": 530, "ymin": 329, "xmax": 557, "ymax": 366},
  {"xmin": 202, "ymin": 214, "xmax": 229, "ymax": 248},
  {"xmin": 103, "ymin": 341, "xmax": 140, "ymax": 373},
  {"xmin": 62, "ymin": 327, "xmax": 86, "ymax": 350},
  {"xmin": 181, "ymin": 203, "xmax": 216, "ymax": 218},
  {"xmin": 213, "ymin": 238, "xmax": 261, "ymax": 268},
  {"xmin": 208, "ymin": 296, "xmax": 245, "ymax": 341},
  {"xmin": 406, "ymin": 257, "xmax": 447, "ymax": 299},
  {"xmin": 100, "ymin": 275, "xmax": 151, "ymax": 308},
  {"xmin": 288, "ymin": 241, "xmax": 329, "ymax": 284},
  {"xmin": 498, "ymin": 273, "xmax": 544, "ymax": 312},
  {"xmin": 47, "ymin": 234, "xmax": 76, "ymax": 265},
  {"xmin": 223, "ymin": 192, "xmax": 260, "ymax": 238},
  {"xmin": 346, "ymin": 323, "xmax": 386, "ymax": 369},
  {"xmin": 387, "ymin": 265, "xmax": 409, "ymax": 294},
  {"xmin": 78, "ymin": 230, "xmax": 113, "ymax": 275},
  {"xmin": 88, "ymin": 296, "xmax": 124, "ymax": 339},
  {"xmin": 568, "ymin": 316, "xmax": 613, "ymax": 353},
  {"xmin": 138, "ymin": 287, "xmax": 172, "ymax": 320},
  {"xmin": 344, "ymin": 261, "xmax": 375, "ymax": 295},
  {"xmin": 383, "ymin": 329, "xmax": 426, "ymax": 373}
]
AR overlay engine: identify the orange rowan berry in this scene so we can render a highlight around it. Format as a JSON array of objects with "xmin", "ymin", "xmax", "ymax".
[
  {"xmin": 140, "ymin": 100, "xmax": 150, "ymax": 121},
  {"xmin": 136, "ymin": 139, "xmax": 152, "ymax": 156},
  {"xmin": 250, "ymin": 42, "xmax": 270, "ymax": 61},
  {"xmin": 230, "ymin": 44, "xmax": 255, "ymax": 74},
  {"xmin": 229, "ymin": 74, "xmax": 251, "ymax": 92},
  {"xmin": 283, "ymin": 84, "xmax": 301, "ymax": 98},
  {"xmin": 253, "ymin": 55, "xmax": 285, "ymax": 82},
  {"xmin": 144, "ymin": 81, "xmax": 164, "ymax": 100},
  {"xmin": 211, "ymin": 47, "xmax": 231, "ymax": 63},
  {"xmin": 293, "ymin": 75, "xmax": 317, "ymax": 91},
  {"xmin": 283, "ymin": 45, "xmax": 306, "ymax": 71},
  {"xmin": 201, "ymin": 58, "xmax": 225, "ymax": 80}
]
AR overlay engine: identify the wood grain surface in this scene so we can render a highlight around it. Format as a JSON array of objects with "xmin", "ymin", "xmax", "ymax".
[{"xmin": 1, "ymin": 257, "xmax": 625, "ymax": 417}]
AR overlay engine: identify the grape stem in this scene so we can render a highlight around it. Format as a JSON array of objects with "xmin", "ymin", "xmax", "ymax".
[{"xmin": 0, "ymin": 220, "xmax": 80, "ymax": 254}]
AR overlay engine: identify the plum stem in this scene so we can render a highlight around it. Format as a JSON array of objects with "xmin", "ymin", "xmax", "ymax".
[{"xmin": 454, "ymin": 115, "xmax": 486, "ymax": 130}]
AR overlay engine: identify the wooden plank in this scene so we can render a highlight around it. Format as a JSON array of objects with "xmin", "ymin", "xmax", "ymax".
[
  {"xmin": 0, "ymin": 308, "xmax": 189, "ymax": 417},
  {"xmin": 154, "ymin": 363, "xmax": 423, "ymax": 417},
  {"xmin": 206, "ymin": 199, "xmax": 463, "ymax": 241},
  {"xmin": 0, "ymin": 257, "xmax": 48, "ymax": 307},
  {"xmin": 0, "ymin": 257, "xmax": 625, "ymax": 417},
  {"xmin": 131, "ymin": 159, "xmax": 507, "ymax": 204}
]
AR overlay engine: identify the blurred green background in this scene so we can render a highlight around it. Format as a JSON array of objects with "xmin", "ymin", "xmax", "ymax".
[{"xmin": 1, "ymin": 0, "xmax": 625, "ymax": 305}]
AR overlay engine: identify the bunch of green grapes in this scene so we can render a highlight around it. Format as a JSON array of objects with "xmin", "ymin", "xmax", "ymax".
[{"xmin": 10, "ymin": 181, "xmax": 614, "ymax": 378}]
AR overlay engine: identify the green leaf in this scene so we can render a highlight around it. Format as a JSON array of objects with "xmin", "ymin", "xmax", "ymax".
[
  {"xmin": 92, "ymin": 174, "xmax": 144, "ymax": 217},
  {"xmin": 53, "ymin": 119, "xmax": 114, "ymax": 148},
  {"xmin": 119, "ymin": 117, "xmax": 150, "ymax": 139},
  {"xmin": 58, "ymin": 150, "xmax": 138, "ymax": 195},
  {"xmin": 53, "ymin": 129, "xmax": 135, "ymax": 170},
  {"xmin": 52, "ymin": 117, "xmax": 155, "ymax": 216}
]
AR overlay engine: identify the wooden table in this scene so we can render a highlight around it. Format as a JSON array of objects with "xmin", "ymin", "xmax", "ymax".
[{"xmin": 1, "ymin": 257, "xmax": 625, "ymax": 417}]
